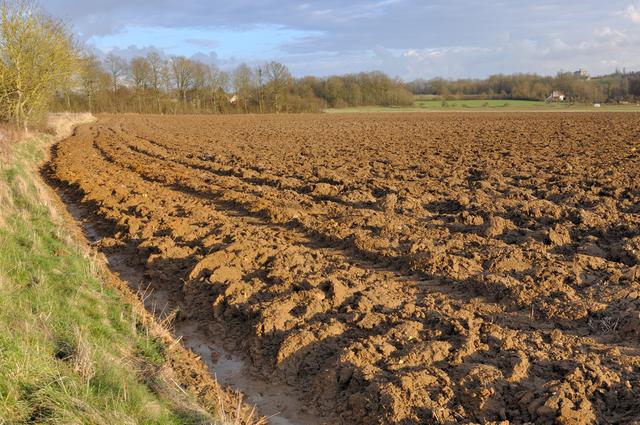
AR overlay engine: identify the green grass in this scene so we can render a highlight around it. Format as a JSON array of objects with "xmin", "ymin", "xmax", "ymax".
[
  {"xmin": 325, "ymin": 97, "xmax": 640, "ymax": 113},
  {"xmin": 413, "ymin": 98, "xmax": 546, "ymax": 109},
  {"xmin": 0, "ymin": 134, "xmax": 217, "ymax": 424}
]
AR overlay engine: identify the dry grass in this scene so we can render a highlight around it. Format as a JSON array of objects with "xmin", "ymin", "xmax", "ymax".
[
  {"xmin": 0, "ymin": 114, "xmax": 95, "ymax": 228},
  {"xmin": 216, "ymin": 393, "xmax": 264, "ymax": 425},
  {"xmin": 70, "ymin": 327, "xmax": 96, "ymax": 382},
  {"xmin": 0, "ymin": 122, "xmax": 24, "ymax": 227},
  {"xmin": 46, "ymin": 112, "xmax": 96, "ymax": 140},
  {"xmin": 0, "ymin": 122, "xmax": 21, "ymax": 158}
]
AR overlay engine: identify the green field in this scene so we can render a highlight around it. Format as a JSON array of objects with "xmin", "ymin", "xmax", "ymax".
[
  {"xmin": 414, "ymin": 98, "xmax": 546, "ymax": 109},
  {"xmin": 326, "ymin": 97, "xmax": 640, "ymax": 113}
]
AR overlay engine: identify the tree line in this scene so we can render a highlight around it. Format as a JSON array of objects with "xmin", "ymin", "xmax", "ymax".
[
  {"xmin": 406, "ymin": 71, "xmax": 640, "ymax": 103},
  {"xmin": 3, "ymin": 0, "xmax": 640, "ymax": 128},
  {"xmin": 0, "ymin": 1, "xmax": 412, "ymax": 126},
  {"xmin": 54, "ymin": 53, "xmax": 414, "ymax": 114}
]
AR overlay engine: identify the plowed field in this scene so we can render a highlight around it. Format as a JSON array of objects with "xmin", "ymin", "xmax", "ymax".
[{"xmin": 50, "ymin": 113, "xmax": 640, "ymax": 424}]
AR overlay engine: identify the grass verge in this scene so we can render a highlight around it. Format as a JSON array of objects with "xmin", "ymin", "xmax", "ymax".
[{"xmin": 0, "ymin": 117, "xmax": 253, "ymax": 424}]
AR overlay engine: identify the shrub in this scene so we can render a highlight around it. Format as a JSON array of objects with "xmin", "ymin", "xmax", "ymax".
[{"xmin": 0, "ymin": 1, "xmax": 77, "ymax": 127}]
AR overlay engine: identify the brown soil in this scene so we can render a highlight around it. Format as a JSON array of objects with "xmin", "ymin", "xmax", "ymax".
[{"xmin": 48, "ymin": 113, "xmax": 640, "ymax": 424}]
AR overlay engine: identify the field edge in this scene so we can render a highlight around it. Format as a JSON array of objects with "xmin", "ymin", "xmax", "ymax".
[{"xmin": 0, "ymin": 115, "xmax": 259, "ymax": 424}]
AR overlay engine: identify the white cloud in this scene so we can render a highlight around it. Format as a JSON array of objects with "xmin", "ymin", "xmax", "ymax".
[
  {"xmin": 625, "ymin": 4, "xmax": 640, "ymax": 23},
  {"xmin": 593, "ymin": 26, "xmax": 627, "ymax": 46},
  {"xmin": 43, "ymin": 0, "xmax": 640, "ymax": 79}
]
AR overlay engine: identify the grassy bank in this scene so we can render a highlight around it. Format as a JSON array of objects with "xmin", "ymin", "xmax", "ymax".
[{"xmin": 0, "ymin": 119, "xmax": 228, "ymax": 424}]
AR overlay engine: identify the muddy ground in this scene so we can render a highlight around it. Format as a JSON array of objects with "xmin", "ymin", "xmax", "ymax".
[{"xmin": 49, "ymin": 113, "xmax": 640, "ymax": 424}]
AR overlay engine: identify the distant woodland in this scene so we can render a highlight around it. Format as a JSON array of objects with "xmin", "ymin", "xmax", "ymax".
[
  {"xmin": 55, "ymin": 52, "xmax": 640, "ymax": 115},
  {"xmin": 53, "ymin": 53, "xmax": 415, "ymax": 114},
  {"xmin": 406, "ymin": 72, "xmax": 640, "ymax": 103}
]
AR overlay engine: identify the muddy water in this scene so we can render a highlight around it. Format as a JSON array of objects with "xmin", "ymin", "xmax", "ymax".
[
  {"xmin": 176, "ymin": 322, "xmax": 314, "ymax": 425},
  {"xmin": 61, "ymin": 200, "xmax": 324, "ymax": 425}
]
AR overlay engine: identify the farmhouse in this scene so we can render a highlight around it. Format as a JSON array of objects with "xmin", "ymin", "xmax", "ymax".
[{"xmin": 546, "ymin": 91, "xmax": 565, "ymax": 102}]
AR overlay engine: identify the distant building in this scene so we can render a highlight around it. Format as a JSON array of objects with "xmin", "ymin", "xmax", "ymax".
[
  {"xmin": 574, "ymin": 69, "xmax": 590, "ymax": 79},
  {"xmin": 228, "ymin": 94, "xmax": 239, "ymax": 104},
  {"xmin": 546, "ymin": 91, "xmax": 566, "ymax": 102}
]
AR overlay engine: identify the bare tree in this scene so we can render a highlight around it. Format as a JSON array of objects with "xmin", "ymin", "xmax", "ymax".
[
  {"xmin": 233, "ymin": 64, "xmax": 254, "ymax": 113},
  {"xmin": 170, "ymin": 56, "xmax": 194, "ymax": 109},
  {"xmin": 160, "ymin": 61, "xmax": 173, "ymax": 96},
  {"xmin": 130, "ymin": 57, "xmax": 151, "ymax": 89},
  {"xmin": 264, "ymin": 61, "xmax": 292, "ymax": 113},
  {"xmin": 130, "ymin": 56, "xmax": 151, "ymax": 112},
  {"xmin": 255, "ymin": 64, "xmax": 266, "ymax": 113},
  {"xmin": 104, "ymin": 53, "xmax": 127, "ymax": 111},
  {"xmin": 79, "ymin": 54, "xmax": 109, "ymax": 112},
  {"xmin": 191, "ymin": 61, "xmax": 208, "ymax": 111},
  {"xmin": 146, "ymin": 52, "xmax": 164, "ymax": 112},
  {"xmin": 206, "ymin": 64, "xmax": 228, "ymax": 113}
]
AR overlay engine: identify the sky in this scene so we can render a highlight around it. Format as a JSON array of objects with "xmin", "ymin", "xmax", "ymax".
[{"xmin": 42, "ymin": 0, "xmax": 640, "ymax": 80}]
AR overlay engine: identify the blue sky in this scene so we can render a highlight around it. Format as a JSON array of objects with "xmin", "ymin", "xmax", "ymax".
[{"xmin": 43, "ymin": 0, "xmax": 640, "ymax": 79}]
